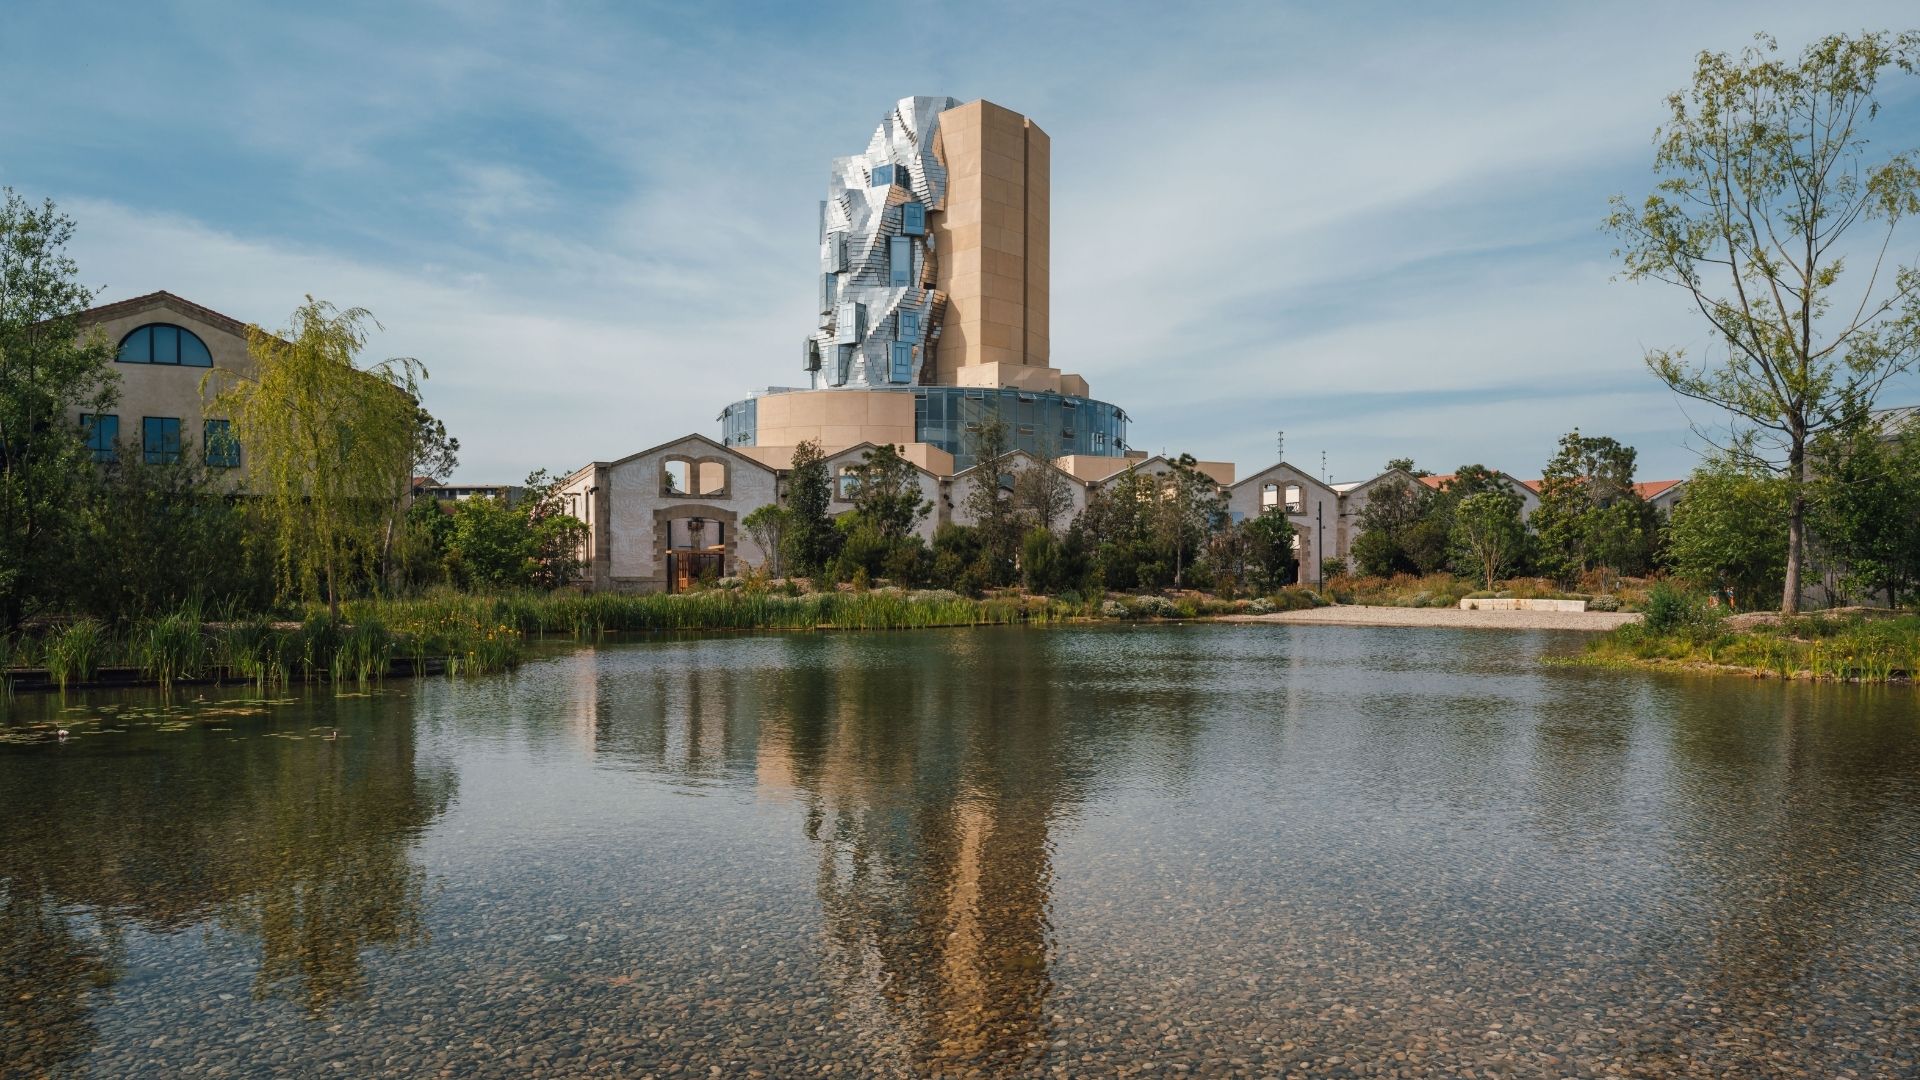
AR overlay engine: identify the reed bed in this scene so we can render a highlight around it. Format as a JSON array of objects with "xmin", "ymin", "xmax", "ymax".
[{"xmin": 6, "ymin": 583, "xmax": 1235, "ymax": 691}]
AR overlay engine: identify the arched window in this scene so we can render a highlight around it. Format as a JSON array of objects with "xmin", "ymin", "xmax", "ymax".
[
  {"xmin": 662, "ymin": 457, "xmax": 728, "ymax": 497},
  {"xmin": 662, "ymin": 460, "xmax": 690, "ymax": 494},
  {"xmin": 118, "ymin": 323, "xmax": 214, "ymax": 367},
  {"xmin": 1261, "ymin": 482, "xmax": 1279, "ymax": 511}
]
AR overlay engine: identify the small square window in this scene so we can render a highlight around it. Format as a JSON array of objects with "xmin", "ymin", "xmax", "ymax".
[
  {"xmin": 81, "ymin": 413, "xmax": 119, "ymax": 462},
  {"xmin": 142, "ymin": 416, "xmax": 182, "ymax": 464},
  {"xmin": 899, "ymin": 310, "xmax": 919, "ymax": 339},
  {"xmin": 901, "ymin": 202, "xmax": 926, "ymax": 235},
  {"xmin": 204, "ymin": 419, "xmax": 240, "ymax": 468},
  {"xmin": 890, "ymin": 342, "xmax": 913, "ymax": 384}
]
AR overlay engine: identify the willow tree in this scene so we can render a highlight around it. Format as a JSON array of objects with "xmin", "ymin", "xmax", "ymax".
[
  {"xmin": 207, "ymin": 299, "xmax": 423, "ymax": 615},
  {"xmin": 1607, "ymin": 31, "xmax": 1920, "ymax": 611}
]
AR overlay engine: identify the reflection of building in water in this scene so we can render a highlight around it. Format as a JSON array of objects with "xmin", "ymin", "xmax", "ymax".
[{"xmin": 753, "ymin": 636, "xmax": 1081, "ymax": 1074}]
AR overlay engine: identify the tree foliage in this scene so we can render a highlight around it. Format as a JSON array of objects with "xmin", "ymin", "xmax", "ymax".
[
  {"xmin": 783, "ymin": 438, "xmax": 837, "ymax": 576},
  {"xmin": 1241, "ymin": 509, "xmax": 1298, "ymax": 593},
  {"xmin": 439, "ymin": 471, "xmax": 586, "ymax": 591},
  {"xmin": 1453, "ymin": 489, "xmax": 1526, "ymax": 590},
  {"xmin": 1808, "ymin": 410, "xmax": 1920, "ymax": 605},
  {"xmin": 1664, "ymin": 454, "xmax": 1790, "ymax": 609},
  {"xmin": 1530, "ymin": 430, "xmax": 1658, "ymax": 583},
  {"xmin": 846, "ymin": 442, "xmax": 928, "ymax": 543},
  {"xmin": 0, "ymin": 190, "xmax": 118, "ymax": 633},
  {"xmin": 962, "ymin": 415, "xmax": 1020, "ymax": 584},
  {"xmin": 207, "ymin": 299, "xmax": 424, "ymax": 613},
  {"xmin": 1352, "ymin": 477, "xmax": 1430, "ymax": 576},
  {"xmin": 741, "ymin": 503, "xmax": 791, "ymax": 577},
  {"xmin": 1607, "ymin": 31, "xmax": 1920, "ymax": 610}
]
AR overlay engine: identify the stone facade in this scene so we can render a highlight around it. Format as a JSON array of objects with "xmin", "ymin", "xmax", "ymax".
[
  {"xmin": 558, "ymin": 434, "xmax": 779, "ymax": 593},
  {"xmin": 1227, "ymin": 462, "xmax": 1342, "ymax": 585},
  {"xmin": 68, "ymin": 291, "xmax": 257, "ymax": 486}
]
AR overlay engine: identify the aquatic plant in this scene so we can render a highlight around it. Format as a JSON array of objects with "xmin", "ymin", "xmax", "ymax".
[
  {"xmin": 45, "ymin": 618, "xmax": 105, "ymax": 690},
  {"xmin": 136, "ymin": 604, "xmax": 207, "ymax": 690},
  {"xmin": 331, "ymin": 617, "xmax": 394, "ymax": 686}
]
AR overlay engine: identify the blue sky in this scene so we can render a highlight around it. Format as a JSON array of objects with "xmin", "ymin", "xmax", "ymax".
[{"xmin": 5, "ymin": 0, "xmax": 1918, "ymax": 483}]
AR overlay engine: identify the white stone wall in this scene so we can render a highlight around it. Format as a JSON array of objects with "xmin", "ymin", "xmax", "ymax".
[
  {"xmin": 1227, "ymin": 462, "xmax": 1338, "ymax": 584},
  {"xmin": 602, "ymin": 436, "xmax": 778, "ymax": 589}
]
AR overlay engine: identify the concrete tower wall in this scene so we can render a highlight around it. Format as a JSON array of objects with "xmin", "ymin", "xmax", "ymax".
[{"xmin": 930, "ymin": 101, "xmax": 1050, "ymax": 385}]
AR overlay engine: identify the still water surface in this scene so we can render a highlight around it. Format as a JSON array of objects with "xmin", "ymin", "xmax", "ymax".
[{"xmin": 2, "ymin": 625, "xmax": 1917, "ymax": 1077}]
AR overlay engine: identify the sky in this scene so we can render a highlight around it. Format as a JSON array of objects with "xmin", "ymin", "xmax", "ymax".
[{"xmin": 4, "ymin": 0, "xmax": 1918, "ymax": 484}]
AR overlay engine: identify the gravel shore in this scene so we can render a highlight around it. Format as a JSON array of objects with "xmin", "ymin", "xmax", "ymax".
[{"xmin": 1221, "ymin": 604, "xmax": 1641, "ymax": 631}]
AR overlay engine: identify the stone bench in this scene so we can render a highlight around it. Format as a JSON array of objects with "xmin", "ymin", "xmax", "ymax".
[{"xmin": 1459, "ymin": 597, "xmax": 1588, "ymax": 612}]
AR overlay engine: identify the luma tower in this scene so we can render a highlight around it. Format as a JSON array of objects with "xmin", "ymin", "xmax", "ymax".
[{"xmin": 720, "ymin": 96, "xmax": 1128, "ymax": 472}]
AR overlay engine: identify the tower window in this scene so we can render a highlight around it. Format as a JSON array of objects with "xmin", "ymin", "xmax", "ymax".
[
  {"xmin": 833, "ymin": 345, "xmax": 853, "ymax": 386},
  {"xmin": 901, "ymin": 202, "xmax": 926, "ymax": 235},
  {"xmin": 835, "ymin": 301, "xmax": 866, "ymax": 344},
  {"xmin": 871, "ymin": 164, "xmax": 894, "ymax": 187},
  {"xmin": 899, "ymin": 310, "xmax": 919, "ymax": 339},
  {"xmin": 802, "ymin": 337, "xmax": 821, "ymax": 372},
  {"xmin": 889, "ymin": 236, "xmax": 912, "ymax": 287},
  {"xmin": 890, "ymin": 342, "xmax": 912, "ymax": 384}
]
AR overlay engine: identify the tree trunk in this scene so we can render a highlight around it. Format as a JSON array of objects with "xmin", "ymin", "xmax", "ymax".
[
  {"xmin": 326, "ymin": 550, "xmax": 340, "ymax": 620},
  {"xmin": 1782, "ymin": 436, "xmax": 1805, "ymax": 614}
]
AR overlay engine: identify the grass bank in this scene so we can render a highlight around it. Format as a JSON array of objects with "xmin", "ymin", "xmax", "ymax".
[
  {"xmin": 2, "ymin": 585, "xmax": 1335, "ymax": 695},
  {"xmin": 1573, "ymin": 603, "xmax": 1920, "ymax": 683}
]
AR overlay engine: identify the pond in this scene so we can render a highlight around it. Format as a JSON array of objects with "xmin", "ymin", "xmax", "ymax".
[{"xmin": 2, "ymin": 624, "xmax": 1917, "ymax": 1077}]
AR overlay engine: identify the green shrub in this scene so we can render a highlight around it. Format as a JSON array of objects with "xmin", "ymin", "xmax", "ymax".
[
  {"xmin": 1588, "ymin": 595, "xmax": 1622, "ymax": 613},
  {"xmin": 1643, "ymin": 581, "xmax": 1722, "ymax": 639}
]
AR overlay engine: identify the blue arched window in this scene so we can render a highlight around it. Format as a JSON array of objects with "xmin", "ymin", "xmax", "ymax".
[{"xmin": 118, "ymin": 323, "xmax": 214, "ymax": 367}]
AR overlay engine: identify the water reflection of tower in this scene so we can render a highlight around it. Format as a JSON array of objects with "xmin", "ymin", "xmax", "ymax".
[{"xmin": 758, "ymin": 632, "xmax": 1083, "ymax": 1074}]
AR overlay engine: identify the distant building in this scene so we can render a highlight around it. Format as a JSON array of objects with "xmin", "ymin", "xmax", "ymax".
[
  {"xmin": 717, "ymin": 96, "xmax": 1139, "ymax": 477},
  {"xmin": 68, "ymin": 291, "xmax": 254, "ymax": 480},
  {"xmin": 562, "ymin": 97, "xmax": 1690, "ymax": 592},
  {"xmin": 413, "ymin": 480, "xmax": 525, "ymax": 505}
]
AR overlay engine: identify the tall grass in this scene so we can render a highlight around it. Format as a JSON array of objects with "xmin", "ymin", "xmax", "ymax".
[
  {"xmin": 331, "ymin": 617, "xmax": 394, "ymax": 686},
  {"xmin": 136, "ymin": 604, "xmax": 207, "ymax": 690},
  {"xmin": 45, "ymin": 619, "xmax": 106, "ymax": 691},
  {"xmin": 215, "ymin": 617, "xmax": 298, "ymax": 688},
  {"xmin": 346, "ymin": 588, "xmax": 1067, "ymax": 643}
]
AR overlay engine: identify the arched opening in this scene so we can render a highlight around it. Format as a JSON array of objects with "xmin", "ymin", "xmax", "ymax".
[
  {"xmin": 695, "ymin": 461, "xmax": 727, "ymax": 496},
  {"xmin": 117, "ymin": 323, "xmax": 214, "ymax": 367}
]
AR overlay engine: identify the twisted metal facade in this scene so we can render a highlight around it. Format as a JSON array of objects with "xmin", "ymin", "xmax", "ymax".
[{"xmin": 804, "ymin": 96, "xmax": 960, "ymax": 390}]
